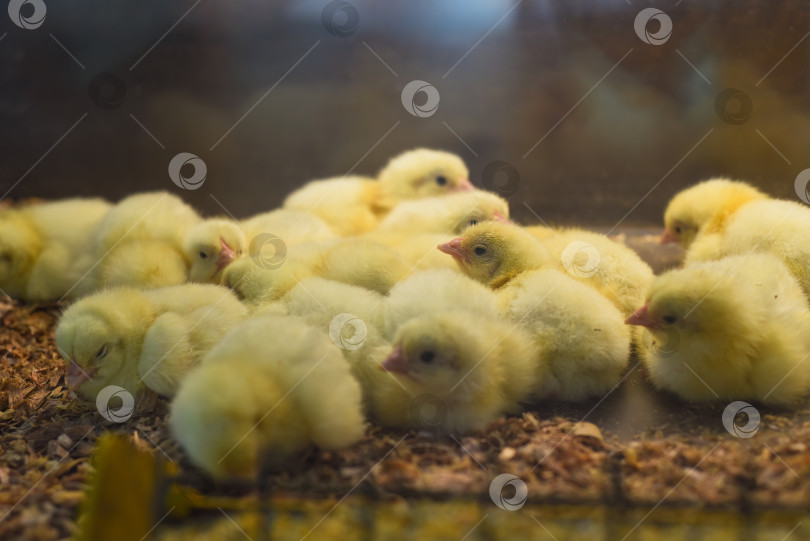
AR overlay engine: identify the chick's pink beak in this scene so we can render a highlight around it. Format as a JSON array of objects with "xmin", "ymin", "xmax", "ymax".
[
  {"xmin": 456, "ymin": 178, "xmax": 474, "ymax": 191},
  {"xmin": 66, "ymin": 361, "xmax": 95, "ymax": 389},
  {"xmin": 381, "ymin": 345, "xmax": 408, "ymax": 374},
  {"xmin": 437, "ymin": 238, "xmax": 469, "ymax": 262},
  {"xmin": 625, "ymin": 304, "xmax": 656, "ymax": 328},
  {"xmin": 493, "ymin": 210, "xmax": 511, "ymax": 224},
  {"xmin": 216, "ymin": 237, "xmax": 237, "ymax": 271},
  {"xmin": 659, "ymin": 229, "xmax": 679, "ymax": 245}
]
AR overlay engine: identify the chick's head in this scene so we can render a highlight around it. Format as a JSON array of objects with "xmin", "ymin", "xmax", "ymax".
[
  {"xmin": 662, "ymin": 178, "xmax": 766, "ymax": 247},
  {"xmin": 438, "ymin": 222, "xmax": 548, "ymax": 288},
  {"xmin": 383, "ymin": 314, "xmax": 483, "ymax": 398},
  {"xmin": 625, "ymin": 266, "xmax": 747, "ymax": 354},
  {"xmin": 0, "ymin": 212, "xmax": 41, "ymax": 284},
  {"xmin": 184, "ymin": 219, "xmax": 246, "ymax": 283},
  {"xmin": 378, "ymin": 148, "xmax": 471, "ymax": 201},
  {"xmin": 445, "ymin": 191, "xmax": 510, "ymax": 234},
  {"xmin": 55, "ymin": 288, "xmax": 153, "ymax": 398}
]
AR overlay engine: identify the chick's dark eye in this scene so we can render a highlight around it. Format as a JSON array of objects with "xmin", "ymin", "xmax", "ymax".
[
  {"xmin": 199, "ymin": 251, "xmax": 208, "ymax": 259},
  {"xmin": 474, "ymin": 246, "xmax": 487, "ymax": 256},
  {"xmin": 469, "ymin": 219, "xmax": 479, "ymax": 226},
  {"xmin": 96, "ymin": 345, "xmax": 108, "ymax": 358},
  {"xmin": 419, "ymin": 351, "xmax": 435, "ymax": 364},
  {"xmin": 675, "ymin": 226, "xmax": 682, "ymax": 234},
  {"xmin": 435, "ymin": 176, "xmax": 447, "ymax": 186},
  {"xmin": 662, "ymin": 315, "xmax": 677, "ymax": 325}
]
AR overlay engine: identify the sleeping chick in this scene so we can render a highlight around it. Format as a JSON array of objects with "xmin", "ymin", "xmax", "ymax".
[
  {"xmin": 169, "ymin": 314, "xmax": 365, "ymax": 478},
  {"xmin": 498, "ymin": 268, "xmax": 631, "ymax": 401},
  {"xmin": 83, "ymin": 192, "xmax": 201, "ymax": 293},
  {"xmin": 693, "ymin": 198, "xmax": 810, "ymax": 300},
  {"xmin": 283, "ymin": 148, "xmax": 472, "ymax": 235},
  {"xmin": 55, "ymin": 284, "xmax": 247, "ymax": 400},
  {"xmin": 437, "ymin": 221, "xmax": 552, "ymax": 288},
  {"xmin": 660, "ymin": 178, "xmax": 767, "ymax": 258},
  {"xmin": 184, "ymin": 218, "xmax": 246, "ymax": 283},
  {"xmin": 0, "ymin": 198, "xmax": 111, "ymax": 301},
  {"xmin": 626, "ymin": 253, "xmax": 810, "ymax": 406},
  {"xmin": 525, "ymin": 226, "xmax": 653, "ymax": 317},
  {"xmin": 361, "ymin": 311, "xmax": 537, "ymax": 433},
  {"xmin": 375, "ymin": 190, "xmax": 509, "ymax": 235}
]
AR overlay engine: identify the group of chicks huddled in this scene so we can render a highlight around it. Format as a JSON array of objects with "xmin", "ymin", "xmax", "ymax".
[{"xmin": 1, "ymin": 147, "xmax": 808, "ymax": 479}]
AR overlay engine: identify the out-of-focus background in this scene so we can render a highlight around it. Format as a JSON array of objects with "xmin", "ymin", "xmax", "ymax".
[{"xmin": 1, "ymin": 0, "xmax": 808, "ymax": 226}]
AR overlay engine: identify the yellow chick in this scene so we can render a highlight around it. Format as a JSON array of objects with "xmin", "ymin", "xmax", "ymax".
[
  {"xmin": 695, "ymin": 199, "xmax": 810, "ymax": 299},
  {"xmin": 363, "ymin": 311, "xmax": 537, "ymax": 433},
  {"xmin": 223, "ymin": 239, "xmax": 409, "ymax": 305},
  {"xmin": 83, "ymin": 192, "xmax": 201, "ymax": 293},
  {"xmin": 375, "ymin": 190, "xmax": 509, "ymax": 235},
  {"xmin": 660, "ymin": 178, "xmax": 767, "ymax": 255},
  {"xmin": 498, "ymin": 268, "xmax": 631, "ymax": 401},
  {"xmin": 283, "ymin": 149, "xmax": 472, "ymax": 235},
  {"xmin": 242, "ymin": 208, "xmax": 337, "ymax": 246},
  {"xmin": 437, "ymin": 221, "xmax": 552, "ymax": 288},
  {"xmin": 55, "ymin": 284, "xmax": 247, "ymax": 400},
  {"xmin": 525, "ymin": 226, "xmax": 654, "ymax": 317},
  {"xmin": 626, "ymin": 253, "xmax": 810, "ymax": 406},
  {"xmin": 0, "ymin": 198, "xmax": 111, "ymax": 301},
  {"xmin": 382, "ymin": 268, "xmax": 499, "ymax": 340},
  {"xmin": 184, "ymin": 218, "xmax": 246, "ymax": 284},
  {"xmin": 169, "ymin": 314, "xmax": 365, "ymax": 478}
]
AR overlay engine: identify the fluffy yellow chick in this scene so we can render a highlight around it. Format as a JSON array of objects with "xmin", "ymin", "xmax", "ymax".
[
  {"xmin": 242, "ymin": 208, "xmax": 337, "ymax": 246},
  {"xmin": 83, "ymin": 192, "xmax": 201, "ymax": 293},
  {"xmin": 169, "ymin": 314, "xmax": 365, "ymax": 478},
  {"xmin": 0, "ymin": 198, "xmax": 111, "ymax": 301},
  {"xmin": 437, "ymin": 221, "xmax": 552, "ymax": 288},
  {"xmin": 660, "ymin": 178, "xmax": 767, "ymax": 253},
  {"xmin": 382, "ymin": 268, "xmax": 499, "ymax": 340},
  {"xmin": 498, "ymin": 268, "xmax": 631, "ymax": 401},
  {"xmin": 283, "ymin": 149, "xmax": 472, "ymax": 235},
  {"xmin": 692, "ymin": 198, "xmax": 810, "ymax": 300},
  {"xmin": 55, "ymin": 284, "xmax": 247, "ymax": 400},
  {"xmin": 184, "ymin": 218, "xmax": 246, "ymax": 284},
  {"xmin": 223, "ymin": 239, "xmax": 409, "ymax": 305},
  {"xmin": 375, "ymin": 190, "xmax": 509, "ymax": 235},
  {"xmin": 626, "ymin": 253, "xmax": 810, "ymax": 406},
  {"xmin": 361, "ymin": 311, "xmax": 537, "ymax": 433},
  {"xmin": 525, "ymin": 226, "xmax": 653, "ymax": 317}
]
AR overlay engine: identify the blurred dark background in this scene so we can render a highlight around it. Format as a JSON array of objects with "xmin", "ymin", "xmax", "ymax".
[{"xmin": 1, "ymin": 0, "xmax": 808, "ymax": 227}]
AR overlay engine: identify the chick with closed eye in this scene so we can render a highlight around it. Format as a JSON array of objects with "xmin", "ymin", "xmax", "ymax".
[
  {"xmin": 55, "ymin": 283, "xmax": 247, "ymax": 400},
  {"xmin": 284, "ymin": 149, "xmax": 473, "ymax": 236}
]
